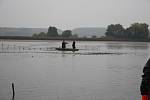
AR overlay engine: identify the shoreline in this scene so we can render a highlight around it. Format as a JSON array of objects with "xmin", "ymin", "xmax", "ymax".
[{"xmin": 0, "ymin": 36, "xmax": 150, "ymax": 42}]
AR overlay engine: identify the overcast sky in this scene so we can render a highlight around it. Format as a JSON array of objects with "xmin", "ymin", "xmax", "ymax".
[{"xmin": 0, "ymin": 0, "xmax": 150, "ymax": 29}]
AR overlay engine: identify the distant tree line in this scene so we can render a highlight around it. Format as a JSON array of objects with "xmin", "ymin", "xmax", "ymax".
[
  {"xmin": 33, "ymin": 26, "xmax": 78, "ymax": 38},
  {"xmin": 33, "ymin": 23, "xmax": 149, "ymax": 39},
  {"xmin": 105, "ymin": 23, "xmax": 149, "ymax": 39}
]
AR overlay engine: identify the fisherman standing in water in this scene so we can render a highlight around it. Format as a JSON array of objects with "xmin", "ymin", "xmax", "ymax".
[
  {"xmin": 140, "ymin": 58, "xmax": 150, "ymax": 100},
  {"xmin": 62, "ymin": 40, "xmax": 66, "ymax": 49},
  {"xmin": 72, "ymin": 40, "xmax": 76, "ymax": 49}
]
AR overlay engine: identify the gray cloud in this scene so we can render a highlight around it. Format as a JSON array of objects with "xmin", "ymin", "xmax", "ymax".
[
  {"xmin": 0, "ymin": 0, "xmax": 4, "ymax": 4},
  {"xmin": 0, "ymin": 0, "xmax": 150, "ymax": 29}
]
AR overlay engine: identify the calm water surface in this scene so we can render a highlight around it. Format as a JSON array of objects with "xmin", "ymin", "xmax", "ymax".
[{"xmin": 0, "ymin": 40, "xmax": 150, "ymax": 100}]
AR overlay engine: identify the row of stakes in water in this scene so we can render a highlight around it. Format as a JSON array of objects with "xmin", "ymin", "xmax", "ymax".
[{"xmin": 0, "ymin": 44, "xmax": 52, "ymax": 52}]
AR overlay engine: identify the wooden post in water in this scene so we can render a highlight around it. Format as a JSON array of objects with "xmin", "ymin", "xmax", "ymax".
[{"xmin": 12, "ymin": 83, "xmax": 15, "ymax": 100}]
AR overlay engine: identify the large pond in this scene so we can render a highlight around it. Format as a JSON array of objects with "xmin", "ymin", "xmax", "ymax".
[{"xmin": 0, "ymin": 40, "xmax": 150, "ymax": 100}]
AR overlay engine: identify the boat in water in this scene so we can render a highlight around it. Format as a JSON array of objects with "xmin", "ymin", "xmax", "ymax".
[{"xmin": 55, "ymin": 48, "xmax": 79, "ymax": 51}]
